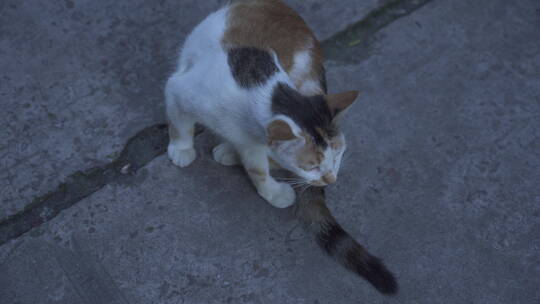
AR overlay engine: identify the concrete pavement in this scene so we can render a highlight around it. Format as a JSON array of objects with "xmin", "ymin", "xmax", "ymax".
[{"xmin": 1, "ymin": 0, "xmax": 539, "ymax": 303}]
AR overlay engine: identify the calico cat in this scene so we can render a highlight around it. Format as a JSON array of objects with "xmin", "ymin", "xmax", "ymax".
[{"xmin": 165, "ymin": 0, "xmax": 397, "ymax": 294}]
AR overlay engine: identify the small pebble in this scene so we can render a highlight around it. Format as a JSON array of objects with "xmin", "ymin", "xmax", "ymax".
[{"xmin": 121, "ymin": 164, "xmax": 131, "ymax": 174}]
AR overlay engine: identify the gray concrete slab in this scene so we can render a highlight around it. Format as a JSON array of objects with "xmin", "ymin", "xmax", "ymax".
[
  {"xmin": 285, "ymin": 0, "xmax": 380, "ymax": 40},
  {"xmin": 0, "ymin": 0, "xmax": 224, "ymax": 220},
  {"xmin": 322, "ymin": 0, "xmax": 540, "ymax": 302},
  {"xmin": 0, "ymin": 0, "xmax": 380, "ymax": 220},
  {"xmin": 1, "ymin": 0, "xmax": 540, "ymax": 303}
]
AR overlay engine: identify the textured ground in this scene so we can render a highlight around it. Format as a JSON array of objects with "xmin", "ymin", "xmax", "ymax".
[{"xmin": 1, "ymin": 0, "xmax": 539, "ymax": 303}]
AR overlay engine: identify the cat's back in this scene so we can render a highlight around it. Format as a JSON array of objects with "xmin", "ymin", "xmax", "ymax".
[
  {"xmin": 223, "ymin": 0, "xmax": 324, "ymax": 94},
  {"xmin": 179, "ymin": 7, "xmax": 229, "ymax": 70},
  {"xmin": 179, "ymin": 0, "xmax": 324, "ymax": 96},
  {"xmin": 225, "ymin": 0, "xmax": 321, "ymax": 68}
]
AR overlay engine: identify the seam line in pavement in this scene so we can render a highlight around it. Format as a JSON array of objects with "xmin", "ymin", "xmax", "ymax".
[
  {"xmin": 0, "ymin": 0, "xmax": 435, "ymax": 246},
  {"xmin": 0, "ymin": 124, "xmax": 182, "ymax": 246},
  {"xmin": 322, "ymin": 0, "xmax": 435, "ymax": 63}
]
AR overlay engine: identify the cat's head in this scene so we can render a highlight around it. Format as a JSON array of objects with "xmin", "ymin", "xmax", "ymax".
[{"xmin": 266, "ymin": 84, "xmax": 359, "ymax": 186}]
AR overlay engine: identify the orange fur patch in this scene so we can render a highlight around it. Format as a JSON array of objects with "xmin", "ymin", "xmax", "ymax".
[
  {"xmin": 322, "ymin": 173, "xmax": 337, "ymax": 184},
  {"xmin": 330, "ymin": 137, "xmax": 343, "ymax": 150},
  {"xmin": 296, "ymin": 133, "xmax": 324, "ymax": 170},
  {"xmin": 267, "ymin": 119, "xmax": 296, "ymax": 142},
  {"xmin": 247, "ymin": 168, "xmax": 267, "ymax": 182},
  {"xmin": 223, "ymin": 0, "xmax": 324, "ymax": 91}
]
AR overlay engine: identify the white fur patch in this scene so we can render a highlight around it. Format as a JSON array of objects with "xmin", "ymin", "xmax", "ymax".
[
  {"xmin": 299, "ymin": 79, "xmax": 322, "ymax": 96},
  {"xmin": 289, "ymin": 45, "xmax": 324, "ymax": 95},
  {"xmin": 289, "ymin": 49, "xmax": 312, "ymax": 84}
]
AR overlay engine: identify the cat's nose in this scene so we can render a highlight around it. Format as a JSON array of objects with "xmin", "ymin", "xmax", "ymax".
[{"xmin": 322, "ymin": 173, "xmax": 337, "ymax": 184}]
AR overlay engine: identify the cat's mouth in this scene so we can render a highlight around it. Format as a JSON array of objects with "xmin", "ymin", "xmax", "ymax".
[
  {"xmin": 309, "ymin": 180, "xmax": 328, "ymax": 187},
  {"xmin": 309, "ymin": 173, "xmax": 337, "ymax": 187}
]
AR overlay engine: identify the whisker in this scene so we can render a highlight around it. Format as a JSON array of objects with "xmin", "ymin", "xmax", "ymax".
[
  {"xmin": 342, "ymin": 151, "xmax": 354, "ymax": 165},
  {"xmin": 299, "ymin": 184, "xmax": 312, "ymax": 195},
  {"xmin": 279, "ymin": 180, "xmax": 304, "ymax": 184},
  {"xmin": 276, "ymin": 177, "xmax": 301, "ymax": 181},
  {"xmin": 285, "ymin": 180, "xmax": 305, "ymax": 184},
  {"xmin": 276, "ymin": 177, "xmax": 299, "ymax": 181},
  {"xmin": 276, "ymin": 177, "xmax": 309, "ymax": 188}
]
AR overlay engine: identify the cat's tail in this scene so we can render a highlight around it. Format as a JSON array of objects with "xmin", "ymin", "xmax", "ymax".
[{"xmin": 294, "ymin": 187, "xmax": 398, "ymax": 295}]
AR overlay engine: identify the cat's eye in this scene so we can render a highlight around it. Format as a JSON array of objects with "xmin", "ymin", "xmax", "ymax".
[
  {"xmin": 305, "ymin": 162, "xmax": 320, "ymax": 171},
  {"xmin": 331, "ymin": 140, "xmax": 343, "ymax": 150},
  {"xmin": 316, "ymin": 152, "xmax": 324, "ymax": 162}
]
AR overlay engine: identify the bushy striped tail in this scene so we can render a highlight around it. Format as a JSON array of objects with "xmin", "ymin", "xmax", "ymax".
[{"xmin": 295, "ymin": 187, "xmax": 398, "ymax": 295}]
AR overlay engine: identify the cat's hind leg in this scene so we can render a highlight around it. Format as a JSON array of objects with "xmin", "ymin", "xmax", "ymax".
[
  {"xmin": 212, "ymin": 142, "xmax": 240, "ymax": 166},
  {"xmin": 165, "ymin": 76, "xmax": 197, "ymax": 168}
]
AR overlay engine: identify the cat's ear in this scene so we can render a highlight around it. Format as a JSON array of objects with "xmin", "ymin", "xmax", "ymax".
[
  {"xmin": 266, "ymin": 116, "xmax": 300, "ymax": 142},
  {"xmin": 326, "ymin": 91, "xmax": 360, "ymax": 116}
]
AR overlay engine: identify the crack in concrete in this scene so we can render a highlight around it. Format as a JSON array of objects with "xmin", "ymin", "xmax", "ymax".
[
  {"xmin": 0, "ymin": 124, "xmax": 203, "ymax": 246},
  {"xmin": 0, "ymin": 0, "xmax": 434, "ymax": 246},
  {"xmin": 322, "ymin": 0, "xmax": 435, "ymax": 64}
]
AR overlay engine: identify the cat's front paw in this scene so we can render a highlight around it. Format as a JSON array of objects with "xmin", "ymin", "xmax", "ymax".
[
  {"xmin": 212, "ymin": 143, "xmax": 239, "ymax": 166},
  {"xmin": 259, "ymin": 182, "xmax": 296, "ymax": 208},
  {"xmin": 168, "ymin": 146, "xmax": 196, "ymax": 167}
]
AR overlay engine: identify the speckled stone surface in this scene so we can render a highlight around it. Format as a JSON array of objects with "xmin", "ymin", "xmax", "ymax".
[
  {"xmin": 285, "ymin": 0, "xmax": 380, "ymax": 39},
  {"xmin": 1, "ymin": 0, "xmax": 539, "ymax": 303}
]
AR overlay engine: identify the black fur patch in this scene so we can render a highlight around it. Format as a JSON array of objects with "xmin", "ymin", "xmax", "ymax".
[
  {"xmin": 346, "ymin": 249, "xmax": 398, "ymax": 294},
  {"xmin": 227, "ymin": 47, "xmax": 278, "ymax": 88},
  {"xmin": 317, "ymin": 221, "xmax": 398, "ymax": 295},
  {"xmin": 317, "ymin": 222, "xmax": 348, "ymax": 255},
  {"xmin": 319, "ymin": 66, "xmax": 328, "ymax": 94},
  {"xmin": 271, "ymin": 83, "xmax": 336, "ymax": 148}
]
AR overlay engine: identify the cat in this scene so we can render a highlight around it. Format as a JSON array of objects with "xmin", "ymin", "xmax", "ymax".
[{"xmin": 165, "ymin": 0, "xmax": 397, "ymax": 294}]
